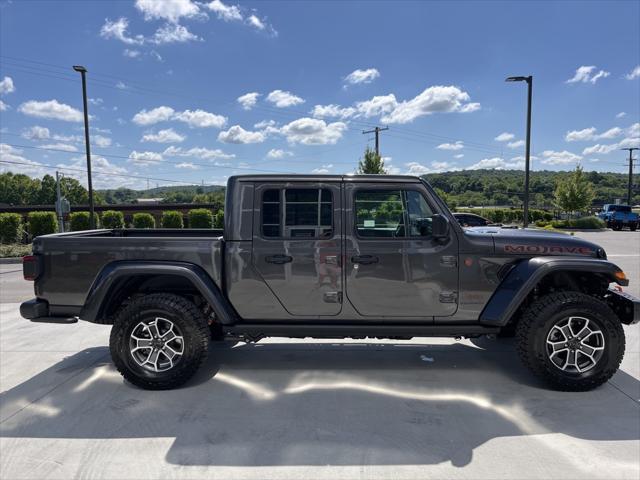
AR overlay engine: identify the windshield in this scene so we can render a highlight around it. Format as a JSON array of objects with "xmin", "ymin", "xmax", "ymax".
[{"xmin": 609, "ymin": 205, "xmax": 631, "ymax": 212}]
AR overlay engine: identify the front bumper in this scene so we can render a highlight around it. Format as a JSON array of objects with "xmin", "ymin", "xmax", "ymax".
[
  {"xmin": 20, "ymin": 298, "xmax": 78, "ymax": 324},
  {"xmin": 607, "ymin": 288, "xmax": 640, "ymax": 325}
]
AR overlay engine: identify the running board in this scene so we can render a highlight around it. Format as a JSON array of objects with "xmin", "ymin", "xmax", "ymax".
[{"xmin": 225, "ymin": 323, "xmax": 500, "ymax": 341}]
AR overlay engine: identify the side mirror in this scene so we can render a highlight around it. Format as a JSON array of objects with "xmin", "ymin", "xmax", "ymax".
[{"xmin": 431, "ymin": 214, "xmax": 450, "ymax": 242}]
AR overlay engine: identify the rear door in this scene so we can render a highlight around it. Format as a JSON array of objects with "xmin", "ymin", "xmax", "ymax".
[
  {"xmin": 344, "ymin": 182, "xmax": 459, "ymax": 318},
  {"xmin": 252, "ymin": 181, "xmax": 343, "ymax": 316}
]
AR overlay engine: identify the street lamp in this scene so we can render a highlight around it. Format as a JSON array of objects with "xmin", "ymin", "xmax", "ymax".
[
  {"xmin": 73, "ymin": 65, "xmax": 95, "ymax": 229},
  {"xmin": 506, "ymin": 75, "xmax": 533, "ymax": 228}
]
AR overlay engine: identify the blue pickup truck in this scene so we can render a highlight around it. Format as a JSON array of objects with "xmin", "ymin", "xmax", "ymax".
[{"xmin": 597, "ymin": 204, "xmax": 638, "ymax": 231}]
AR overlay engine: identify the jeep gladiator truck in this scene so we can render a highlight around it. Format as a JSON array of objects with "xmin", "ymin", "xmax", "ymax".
[
  {"xmin": 597, "ymin": 204, "xmax": 639, "ymax": 231},
  {"xmin": 20, "ymin": 175, "xmax": 639, "ymax": 391}
]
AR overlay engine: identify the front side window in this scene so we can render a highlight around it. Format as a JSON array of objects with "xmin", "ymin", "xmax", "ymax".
[
  {"xmin": 262, "ymin": 188, "xmax": 332, "ymax": 238},
  {"xmin": 355, "ymin": 189, "xmax": 434, "ymax": 238}
]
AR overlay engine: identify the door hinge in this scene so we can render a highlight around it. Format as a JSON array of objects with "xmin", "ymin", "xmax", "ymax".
[
  {"xmin": 323, "ymin": 292, "xmax": 343, "ymax": 304},
  {"xmin": 439, "ymin": 291, "xmax": 458, "ymax": 303}
]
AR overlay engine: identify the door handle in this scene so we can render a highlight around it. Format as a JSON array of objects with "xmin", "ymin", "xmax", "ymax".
[
  {"xmin": 351, "ymin": 255, "xmax": 379, "ymax": 265},
  {"xmin": 265, "ymin": 254, "xmax": 293, "ymax": 264}
]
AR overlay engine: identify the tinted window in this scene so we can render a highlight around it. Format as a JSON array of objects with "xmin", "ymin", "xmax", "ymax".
[
  {"xmin": 355, "ymin": 189, "xmax": 434, "ymax": 238},
  {"xmin": 262, "ymin": 188, "xmax": 332, "ymax": 238}
]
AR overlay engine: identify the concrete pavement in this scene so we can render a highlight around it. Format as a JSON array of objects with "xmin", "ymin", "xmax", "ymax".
[{"xmin": 0, "ymin": 231, "xmax": 638, "ymax": 479}]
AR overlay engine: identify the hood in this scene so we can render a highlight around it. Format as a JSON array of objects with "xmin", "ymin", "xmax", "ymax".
[{"xmin": 464, "ymin": 227, "xmax": 605, "ymax": 258}]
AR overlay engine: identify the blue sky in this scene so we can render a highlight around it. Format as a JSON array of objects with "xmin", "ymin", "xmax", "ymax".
[{"xmin": 0, "ymin": 0, "xmax": 639, "ymax": 190}]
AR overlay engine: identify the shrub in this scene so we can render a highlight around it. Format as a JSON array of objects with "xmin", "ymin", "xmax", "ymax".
[
  {"xmin": 70, "ymin": 211, "xmax": 100, "ymax": 231},
  {"xmin": 189, "ymin": 208, "xmax": 213, "ymax": 228},
  {"xmin": 549, "ymin": 217, "xmax": 605, "ymax": 230},
  {"xmin": 213, "ymin": 210, "xmax": 224, "ymax": 229},
  {"xmin": 28, "ymin": 211, "xmax": 58, "ymax": 238},
  {"xmin": 0, "ymin": 213, "xmax": 23, "ymax": 244},
  {"xmin": 132, "ymin": 213, "xmax": 156, "ymax": 229},
  {"xmin": 101, "ymin": 210, "xmax": 125, "ymax": 229},
  {"xmin": 162, "ymin": 210, "xmax": 183, "ymax": 229},
  {"xmin": 0, "ymin": 243, "xmax": 32, "ymax": 258}
]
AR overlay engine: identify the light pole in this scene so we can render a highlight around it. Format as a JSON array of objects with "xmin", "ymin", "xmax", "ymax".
[
  {"xmin": 73, "ymin": 65, "xmax": 95, "ymax": 229},
  {"xmin": 506, "ymin": 75, "xmax": 533, "ymax": 228}
]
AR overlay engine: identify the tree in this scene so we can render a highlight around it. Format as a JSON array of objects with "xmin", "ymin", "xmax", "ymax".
[
  {"xmin": 357, "ymin": 146, "xmax": 386, "ymax": 174},
  {"xmin": 554, "ymin": 165, "xmax": 595, "ymax": 215}
]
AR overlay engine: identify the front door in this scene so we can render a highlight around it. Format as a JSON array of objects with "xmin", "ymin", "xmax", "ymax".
[
  {"xmin": 252, "ymin": 181, "xmax": 343, "ymax": 316},
  {"xmin": 345, "ymin": 182, "xmax": 459, "ymax": 318}
]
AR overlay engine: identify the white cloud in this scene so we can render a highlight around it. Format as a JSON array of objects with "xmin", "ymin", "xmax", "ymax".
[
  {"xmin": 89, "ymin": 98, "xmax": 104, "ymax": 106},
  {"xmin": 206, "ymin": 0, "xmax": 242, "ymax": 21},
  {"xmin": 151, "ymin": 23, "xmax": 201, "ymax": 44},
  {"xmin": 142, "ymin": 128, "xmax": 186, "ymax": 143},
  {"xmin": 376, "ymin": 86, "xmax": 479, "ymax": 124},
  {"xmin": 41, "ymin": 143, "xmax": 78, "ymax": 152},
  {"xmin": 132, "ymin": 106, "xmax": 176, "ymax": 126},
  {"xmin": 404, "ymin": 161, "xmax": 455, "ymax": 175},
  {"xmin": 266, "ymin": 90, "xmax": 305, "ymax": 108},
  {"xmin": 22, "ymin": 126, "xmax": 50, "ymax": 140},
  {"xmin": 0, "ymin": 77, "xmax": 15, "ymax": 95},
  {"xmin": 0, "ymin": 144, "xmax": 48, "ymax": 177},
  {"xmin": 100, "ymin": 18, "xmax": 145, "ymax": 45},
  {"xmin": 218, "ymin": 125, "xmax": 266, "ymax": 144},
  {"xmin": 129, "ymin": 150, "xmax": 163, "ymax": 166},
  {"xmin": 135, "ymin": 0, "xmax": 201, "ymax": 23},
  {"xmin": 311, "ymin": 104, "xmax": 356, "ymax": 119},
  {"xmin": 355, "ymin": 94, "xmax": 397, "ymax": 118},
  {"xmin": 175, "ymin": 162, "xmax": 198, "ymax": 169},
  {"xmin": 0, "ymin": 100, "xmax": 8, "ymax": 111},
  {"xmin": 566, "ymin": 65, "xmax": 610, "ymax": 84},
  {"xmin": 616, "ymin": 112, "xmax": 626, "ymax": 119},
  {"xmin": 454, "ymin": 153, "xmax": 464, "ymax": 159},
  {"xmin": 115, "ymin": 81, "xmax": 128, "ymax": 90},
  {"xmin": 566, "ymin": 126, "xmax": 624, "ymax": 142},
  {"xmin": 507, "ymin": 140, "xmax": 525, "ymax": 149},
  {"xmin": 163, "ymin": 145, "xmax": 235, "ymax": 160},
  {"xmin": 627, "ymin": 122, "xmax": 640, "ymax": 138},
  {"xmin": 57, "ymin": 155, "xmax": 135, "ymax": 189},
  {"xmin": 247, "ymin": 15, "xmax": 265, "ymax": 30},
  {"xmin": 467, "ymin": 157, "xmax": 525, "ymax": 170},
  {"xmin": 494, "ymin": 132, "xmax": 514, "ymax": 142},
  {"xmin": 18, "ymin": 99, "xmax": 83, "ymax": 122},
  {"xmin": 344, "ymin": 68, "xmax": 380, "ymax": 86},
  {"xmin": 280, "ymin": 118, "xmax": 347, "ymax": 145},
  {"xmin": 254, "ymin": 119, "xmax": 277, "ymax": 129},
  {"xmin": 93, "ymin": 135, "xmax": 112, "ymax": 148},
  {"xmin": 625, "ymin": 65, "xmax": 640, "ymax": 80},
  {"xmin": 173, "ymin": 109, "xmax": 226, "ymax": 128},
  {"xmin": 267, "ymin": 148, "xmax": 292, "ymax": 159},
  {"xmin": 597, "ymin": 127, "xmax": 623, "ymax": 139},
  {"xmin": 540, "ymin": 150, "xmax": 582, "ymax": 165},
  {"xmin": 237, "ymin": 92, "xmax": 260, "ymax": 110},
  {"xmin": 436, "ymin": 141, "xmax": 464, "ymax": 151},
  {"xmin": 311, "ymin": 165, "xmax": 333, "ymax": 174},
  {"xmin": 123, "ymin": 49, "xmax": 141, "ymax": 58},
  {"xmin": 582, "ymin": 143, "xmax": 618, "ymax": 156}
]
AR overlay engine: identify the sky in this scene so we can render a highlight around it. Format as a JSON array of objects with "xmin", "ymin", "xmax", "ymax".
[{"xmin": 0, "ymin": 0, "xmax": 639, "ymax": 190}]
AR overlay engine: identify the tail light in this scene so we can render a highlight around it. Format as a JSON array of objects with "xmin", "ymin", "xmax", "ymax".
[{"xmin": 23, "ymin": 255, "xmax": 40, "ymax": 281}]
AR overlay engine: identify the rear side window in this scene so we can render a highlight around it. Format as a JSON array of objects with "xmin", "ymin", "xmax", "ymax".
[{"xmin": 261, "ymin": 188, "xmax": 333, "ymax": 238}]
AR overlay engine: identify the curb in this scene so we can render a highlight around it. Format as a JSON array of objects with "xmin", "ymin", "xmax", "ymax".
[{"xmin": 0, "ymin": 257, "xmax": 23, "ymax": 264}]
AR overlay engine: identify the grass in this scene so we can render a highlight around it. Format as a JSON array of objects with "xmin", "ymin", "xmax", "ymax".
[{"xmin": 0, "ymin": 244, "xmax": 32, "ymax": 258}]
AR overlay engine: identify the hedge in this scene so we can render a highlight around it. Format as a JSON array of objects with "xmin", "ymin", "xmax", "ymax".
[
  {"xmin": 28, "ymin": 211, "xmax": 58, "ymax": 238},
  {"xmin": 213, "ymin": 210, "xmax": 224, "ymax": 229},
  {"xmin": 162, "ymin": 210, "xmax": 184, "ymax": 229},
  {"xmin": 70, "ymin": 211, "xmax": 100, "ymax": 231},
  {"xmin": 101, "ymin": 210, "xmax": 125, "ymax": 229},
  {"xmin": 455, "ymin": 208, "xmax": 553, "ymax": 223},
  {"xmin": 189, "ymin": 208, "xmax": 213, "ymax": 228},
  {"xmin": 0, "ymin": 213, "xmax": 23, "ymax": 243},
  {"xmin": 132, "ymin": 213, "xmax": 156, "ymax": 229}
]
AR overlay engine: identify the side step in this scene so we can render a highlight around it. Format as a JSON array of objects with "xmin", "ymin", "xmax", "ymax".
[{"xmin": 225, "ymin": 323, "xmax": 500, "ymax": 341}]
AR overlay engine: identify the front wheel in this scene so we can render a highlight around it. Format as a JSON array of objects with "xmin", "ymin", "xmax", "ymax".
[
  {"xmin": 516, "ymin": 292, "xmax": 625, "ymax": 391},
  {"xmin": 630, "ymin": 223, "xmax": 637, "ymax": 231},
  {"xmin": 110, "ymin": 293, "xmax": 210, "ymax": 390}
]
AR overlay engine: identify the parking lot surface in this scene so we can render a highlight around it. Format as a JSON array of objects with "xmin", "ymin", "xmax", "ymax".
[{"xmin": 0, "ymin": 230, "xmax": 638, "ymax": 479}]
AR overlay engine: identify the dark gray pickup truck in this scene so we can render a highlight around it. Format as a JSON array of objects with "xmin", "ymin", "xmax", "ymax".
[{"xmin": 20, "ymin": 175, "xmax": 639, "ymax": 391}]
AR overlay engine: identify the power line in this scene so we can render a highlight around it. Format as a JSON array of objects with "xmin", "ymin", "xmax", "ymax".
[{"xmin": 362, "ymin": 126, "xmax": 389, "ymax": 156}]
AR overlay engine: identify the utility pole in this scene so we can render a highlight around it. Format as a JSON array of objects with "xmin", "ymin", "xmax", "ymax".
[
  {"xmin": 622, "ymin": 147, "xmax": 638, "ymax": 205},
  {"xmin": 362, "ymin": 126, "xmax": 389, "ymax": 156},
  {"xmin": 73, "ymin": 65, "xmax": 95, "ymax": 229},
  {"xmin": 56, "ymin": 171, "xmax": 64, "ymax": 233}
]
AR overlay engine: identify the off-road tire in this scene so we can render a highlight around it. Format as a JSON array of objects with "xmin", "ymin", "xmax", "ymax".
[
  {"xmin": 516, "ymin": 292, "xmax": 625, "ymax": 391},
  {"xmin": 630, "ymin": 223, "xmax": 637, "ymax": 232},
  {"xmin": 110, "ymin": 293, "xmax": 210, "ymax": 390}
]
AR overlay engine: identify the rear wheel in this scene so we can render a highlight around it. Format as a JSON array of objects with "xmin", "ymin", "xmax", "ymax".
[
  {"xmin": 630, "ymin": 223, "xmax": 637, "ymax": 231},
  {"xmin": 110, "ymin": 293, "xmax": 210, "ymax": 390},
  {"xmin": 516, "ymin": 292, "xmax": 625, "ymax": 391}
]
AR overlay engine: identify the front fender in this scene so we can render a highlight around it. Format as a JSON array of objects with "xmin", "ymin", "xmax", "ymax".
[
  {"xmin": 80, "ymin": 261, "xmax": 237, "ymax": 325},
  {"xmin": 479, "ymin": 257, "xmax": 627, "ymax": 327}
]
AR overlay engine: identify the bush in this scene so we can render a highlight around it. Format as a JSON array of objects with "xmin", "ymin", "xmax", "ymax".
[
  {"xmin": 69, "ymin": 211, "xmax": 100, "ymax": 231},
  {"xmin": 162, "ymin": 210, "xmax": 183, "ymax": 229},
  {"xmin": 101, "ymin": 210, "xmax": 125, "ymax": 229},
  {"xmin": 132, "ymin": 213, "xmax": 156, "ymax": 229},
  {"xmin": 28, "ymin": 211, "xmax": 58, "ymax": 238},
  {"xmin": 213, "ymin": 210, "xmax": 224, "ymax": 229},
  {"xmin": 189, "ymin": 208, "xmax": 213, "ymax": 228},
  {"xmin": 0, "ymin": 243, "xmax": 32, "ymax": 258},
  {"xmin": 0, "ymin": 213, "xmax": 23, "ymax": 244},
  {"xmin": 549, "ymin": 217, "xmax": 605, "ymax": 230}
]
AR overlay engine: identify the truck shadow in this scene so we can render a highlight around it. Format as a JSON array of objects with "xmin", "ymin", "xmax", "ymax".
[{"xmin": 1, "ymin": 340, "xmax": 638, "ymax": 467}]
